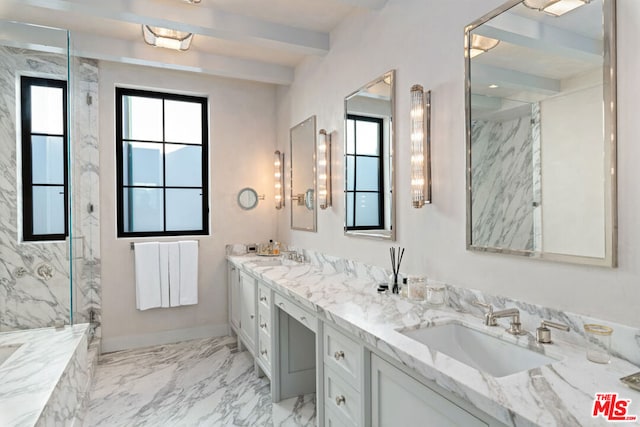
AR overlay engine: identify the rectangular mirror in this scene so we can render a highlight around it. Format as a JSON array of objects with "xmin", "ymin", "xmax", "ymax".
[
  {"xmin": 290, "ymin": 115, "xmax": 317, "ymax": 232},
  {"xmin": 344, "ymin": 70, "xmax": 395, "ymax": 240},
  {"xmin": 465, "ymin": 0, "xmax": 617, "ymax": 266}
]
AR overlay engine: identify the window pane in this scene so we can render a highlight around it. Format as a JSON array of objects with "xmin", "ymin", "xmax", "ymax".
[
  {"xmin": 33, "ymin": 185, "xmax": 65, "ymax": 235},
  {"xmin": 122, "ymin": 142, "xmax": 163, "ymax": 186},
  {"xmin": 346, "ymin": 155, "xmax": 355, "ymax": 191},
  {"xmin": 123, "ymin": 188, "xmax": 164, "ymax": 233},
  {"xmin": 32, "ymin": 136, "xmax": 64, "ymax": 184},
  {"xmin": 122, "ymin": 96, "xmax": 163, "ymax": 141},
  {"xmin": 346, "ymin": 192, "xmax": 354, "ymax": 227},
  {"xmin": 165, "ymin": 100, "xmax": 202, "ymax": 144},
  {"xmin": 356, "ymin": 120, "xmax": 380, "ymax": 155},
  {"xmin": 31, "ymin": 86, "xmax": 63, "ymax": 135},
  {"xmin": 165, "ymin": 145, "xmax": 202, "ymax": 187},
  {"xmin": 355, "ymin": 157, "xmax": 380, "ymax": 191},
  {"xmin": 166, "ymin": 189, "xmax": 203, "ymax": 231},
  {"xmin": 346, "ymin": 119, "xmax": 355, "ymax": 154},
  {"xmin": 355, "ymin": 192, "xmax": 380, "ymax": 227}
]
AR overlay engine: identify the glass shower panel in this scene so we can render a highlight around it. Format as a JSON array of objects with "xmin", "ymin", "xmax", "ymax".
[{"xmin": 0, "ymin": 21, "xmax": 71, "ymax": 331}]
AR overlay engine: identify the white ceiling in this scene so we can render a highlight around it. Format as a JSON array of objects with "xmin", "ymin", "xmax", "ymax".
[{"xmin": 0, "ymin": 0, "xmax": 387, "ymax": 85}]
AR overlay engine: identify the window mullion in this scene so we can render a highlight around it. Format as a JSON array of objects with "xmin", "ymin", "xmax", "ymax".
[{"xmin": 162, "ymin": 97, "xmax": 167, "ymax": 233}]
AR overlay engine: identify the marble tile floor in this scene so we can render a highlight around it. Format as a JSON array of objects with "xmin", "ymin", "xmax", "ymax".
[{"xmin": 84, "ymin": 336, "xmax": 316, "ymax": 426}]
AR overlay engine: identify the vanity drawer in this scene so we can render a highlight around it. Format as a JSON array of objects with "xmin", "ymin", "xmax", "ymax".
[
  {"xmin": 324, "ymin": 324, "xmax": 362, "ymax": 387},
  {"xmin": 324, "ymin": 365, "xmax": 362, "ymax": 427},
  {"xmin": 274, "ymin": 294, "xmax": 316, "ymax": 333},
  {"xmin": 326, "ymin": 406, "xmax": 354, "ymax": 427},
  {"xmin": 258, "ymin": 282, "xmax": 271, "ymax": 309},
  {"xmin": 258, "ymin": 329, "xmax": 271, "ymax": 371},
  {"xmin": 258, "ymin": 305, "xmax": 271, "ymax": 337}
]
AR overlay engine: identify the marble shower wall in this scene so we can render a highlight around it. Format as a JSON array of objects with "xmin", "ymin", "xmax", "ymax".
[
  {"xmin": 0, "ymin": 46, "xmax": 100, "ymax": 331},
  {"xmin": 470, "ymin": 108, "xmax": 539, "ymax": 251}
]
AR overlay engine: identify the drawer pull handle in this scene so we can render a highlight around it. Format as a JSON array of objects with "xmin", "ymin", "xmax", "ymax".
[
  {"xmin": 334, "ymin": 350, "xmax": 345, "ymax": 360},
  {"xmin": 250, "ymin": 314, "xmax": 255, "ymax": 319},
  {"xmin": 335, "ymin": 395, "xmax": 346, "ymax": 406},
  {"xmin": 260, "ymin": 323, "xmax": 267, "ymax": 329},
  {"xmin": 279, "ymin": 302, "xmax": 285, "ymax": 307},
  {"xmin": 261, "ymin": 349, "xmax": 268, "ymax": 356},
  {"xmin": 300, "ymin": 316, "xmax": 306, "ymax": 322},
  {"xmin": 260, "ymin": 296, "xmax": 267, "ymax": 302}
]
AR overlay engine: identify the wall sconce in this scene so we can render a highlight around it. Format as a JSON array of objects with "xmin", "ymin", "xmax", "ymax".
[
  {"xmin": 274, "ymin": 150, "xmax": 284, "ymax": 209},
  {"xmin": 317, "ymin": 129, "xmax": 332, "ymax": 209},
  {"xmin": 410, "ymin": 84, "xmax": 431, "ymax": 208},
  {"xmin": 142, "ymin": 25, "xmax": 194, "ymax": 51},
  {"xmin": 523, "ymin": 0, "xmax": 590, "ymax": 16}
]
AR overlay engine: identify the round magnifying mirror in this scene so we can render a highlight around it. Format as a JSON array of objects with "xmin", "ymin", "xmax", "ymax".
[
  {"xmin": 237, "ymin": 187, "xmax": 259, "ymax": 210},
  {"xmin": 304, "ymin": 188, "xmax": 314, "ymax": 211}
]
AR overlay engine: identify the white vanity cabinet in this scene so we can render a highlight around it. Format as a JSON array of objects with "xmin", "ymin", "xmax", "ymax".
[
  {"xmin": 323, "ymin": 325, "xmax": 367, "ymax": 427},
  {"xmin": 238, "ymin": 270, "xmax": 257, "ymax": 356},
  {"xmin": 256, "ymin": 281, "xmax": 273, "ymax": 377},
  {"xmin": 371, "ymin": 354, "xmax": 491, "ymax": 427},
  {"xmin": 227, "ymin": 263, "xmax": 241, "ymax": 332}
]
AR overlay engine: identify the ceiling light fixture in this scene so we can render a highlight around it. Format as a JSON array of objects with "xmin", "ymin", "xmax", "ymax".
[
  {"xmin": 469, "ymin": 34, "xmax": 500, "ymax": 58},
  {"xmin": 523, "ymin": 0, "xmax": 591, "ymax": 17},
  {"xmin": 142, "ymin": 25, "xmax": 193, "ymax": 51},
  {"xmin": 184, "ymin": 0, "xmax": 201, "ymax": 3}
]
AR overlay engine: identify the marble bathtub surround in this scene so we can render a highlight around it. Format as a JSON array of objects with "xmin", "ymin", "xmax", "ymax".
[
  {"xmin": 0, "ymin": 324, "xmax": 91, "ymax": 427},
  {"xmin": 228, "ymin": 249, "xmax": 640, "ymax": 426}
]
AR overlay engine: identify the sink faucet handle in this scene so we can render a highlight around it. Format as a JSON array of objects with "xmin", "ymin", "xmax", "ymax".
[
  {"xmin": 536, "ymin": 320, "xmax": 570, "ymax": 344},
  {"xmin": 472, "ymin": 300, "xmax": 497, "ymax": 326}
]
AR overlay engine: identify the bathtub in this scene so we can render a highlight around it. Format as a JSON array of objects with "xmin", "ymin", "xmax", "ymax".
[{"xmin": 0, "ymin": 324, "xmax": 92, "ymax": 426}]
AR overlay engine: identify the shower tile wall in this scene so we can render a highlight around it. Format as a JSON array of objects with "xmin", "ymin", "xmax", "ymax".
[
  {"xmin": 470, "ymin": 112, "xmax": 536, "ymax": 251},
  {"xmin": 0, "ymin": 46, "xmax": 100, "ymax": 331}
]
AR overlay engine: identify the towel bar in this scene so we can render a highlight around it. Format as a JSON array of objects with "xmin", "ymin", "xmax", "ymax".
[{"xmin": 130, "ymin": 241, "xmax": 200, "ymax": 250}]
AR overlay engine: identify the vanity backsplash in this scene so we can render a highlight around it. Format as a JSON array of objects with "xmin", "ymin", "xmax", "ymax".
[{"xmin": 226, "ymin": 244, "xmax": 640, "ymax": 367}]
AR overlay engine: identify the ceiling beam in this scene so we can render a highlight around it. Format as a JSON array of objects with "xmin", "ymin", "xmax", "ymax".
[
  {"xmin": 472, "ymin": 63, "xmax": 560, "ymax": 95},
  {"xmin": 1, "ymin": 0, "xmax": 329, "ymax": 56},
  {"xmin": 333, "ymin": 0, "xmax": 388, "ymax": 9},
  {"xmin": 473, "ymin": 11, "xmax": 602, "ymax": 63},
  {"xmin": 72, "ymin": 32, "xmax": 294, "ymax": 85}
]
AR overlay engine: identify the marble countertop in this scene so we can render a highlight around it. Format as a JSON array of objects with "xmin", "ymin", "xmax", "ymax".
[{"xmin": 228, "ymin": 254, "xmax": 640, "ymax": 427}]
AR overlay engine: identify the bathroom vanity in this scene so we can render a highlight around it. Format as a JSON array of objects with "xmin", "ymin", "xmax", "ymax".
[{"xmin": 227, "ymin": 251, "xmax": 640, "ymax": 426}]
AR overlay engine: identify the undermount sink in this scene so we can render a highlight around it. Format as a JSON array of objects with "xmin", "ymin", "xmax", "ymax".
[{"xmin": 399, "ymin": 323, "xmax": 557, "ymax": 378}]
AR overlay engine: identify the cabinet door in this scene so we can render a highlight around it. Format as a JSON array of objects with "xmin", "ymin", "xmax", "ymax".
[
  {"xmin": 239, "ymin": 271, "xmax": 256, "ymax": 353},
  {"xmin": 371, "ymin": 355, "xmax": 488, "ymax": 427},
  {"xmin": 228, "ymin": 264, "xmax": 241, "ymax": 331}
]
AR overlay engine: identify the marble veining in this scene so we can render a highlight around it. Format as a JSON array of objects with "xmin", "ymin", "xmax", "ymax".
[
  {"xmin": 84, "ymin": 335, "xmax": 316, "ymax": 426},
  {"xmin": 0, "ymin": 45, "xmax": 101, "ymax": 331},
  {"xmin": 0, "ymin": 324, "xmax": 90, "ymax": 427},
  {"xmin": 228, "ymin": 251, "xmax": 640, "ymax": 426},
  {"xmin": 471, "ymin": 110, "xmax": 537, "ymax": 251}
]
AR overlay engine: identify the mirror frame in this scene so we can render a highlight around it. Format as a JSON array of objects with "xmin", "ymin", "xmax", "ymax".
[
  {"xmin": 464, "ymin": 0, "xmax": 617, "ymax": 267},
  {"xmin": 290, "ymin": 115, "xmax": 317, "ymax": 232},
  {"xmin": 344, "ymin": 70, "xmax": 396, "ymax": 241}
]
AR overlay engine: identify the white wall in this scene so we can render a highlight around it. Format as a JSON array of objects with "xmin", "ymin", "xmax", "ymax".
[
  {"xmin": 276, "ymin": 0, "xmax": 640, "ymax": 328},
  {"xmin": 99, "ymin": 61, "xmax": 278, "ymax": 351}
]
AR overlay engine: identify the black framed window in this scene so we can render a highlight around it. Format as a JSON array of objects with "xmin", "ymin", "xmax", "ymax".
[
  {"xmin": 116, "ymin": 88, "xmax": 209, "ymax": 237},
  {"xmin": 21, "ymin": 76, "xmax": 68, "ymax": 241},
  {"xmin": 345, "ymin": 114, "xmax": 384, "ymax": 230}
]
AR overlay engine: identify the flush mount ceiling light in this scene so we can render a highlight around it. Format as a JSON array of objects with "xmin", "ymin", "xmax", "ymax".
[
  {"xmin": 523, "ymin": 0, "xmax": 591, "ymax": 16},
  {"xmin": 469, "ymin": 34, "xmax": 500, "ymax": 58},
  {"xmin": 184, "ymin": 0, "xmax": 201, "ymax": 3},
  {"xmin": 142, "ymin": 25, "xmax": 193, "ymax": 51}
]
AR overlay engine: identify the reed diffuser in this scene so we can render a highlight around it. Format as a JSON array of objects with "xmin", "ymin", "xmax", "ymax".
[{"xmin": 389, "ymin": 246, "xmax": 405, "ymax": 294}]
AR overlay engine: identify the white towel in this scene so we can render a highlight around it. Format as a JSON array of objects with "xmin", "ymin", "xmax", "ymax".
[
  {"xmin": 168, "ymin": 243, "xmax": 181, "ymax": 307},
  {"xmin": 134, "ymin": 242, "xmax": 161, "ymax": 311},
  {"xmin": 158, "ymin": 243, "xmax": 171, "ymax": 308},
  {"xmin": 179, "ymin": 240, "xmax": 198, "ymax": 306}
]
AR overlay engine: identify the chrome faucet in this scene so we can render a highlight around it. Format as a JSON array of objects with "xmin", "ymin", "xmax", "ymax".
[{"xmin": 473, "ymin": 301, "xmax": 526, "ymax": 335}]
